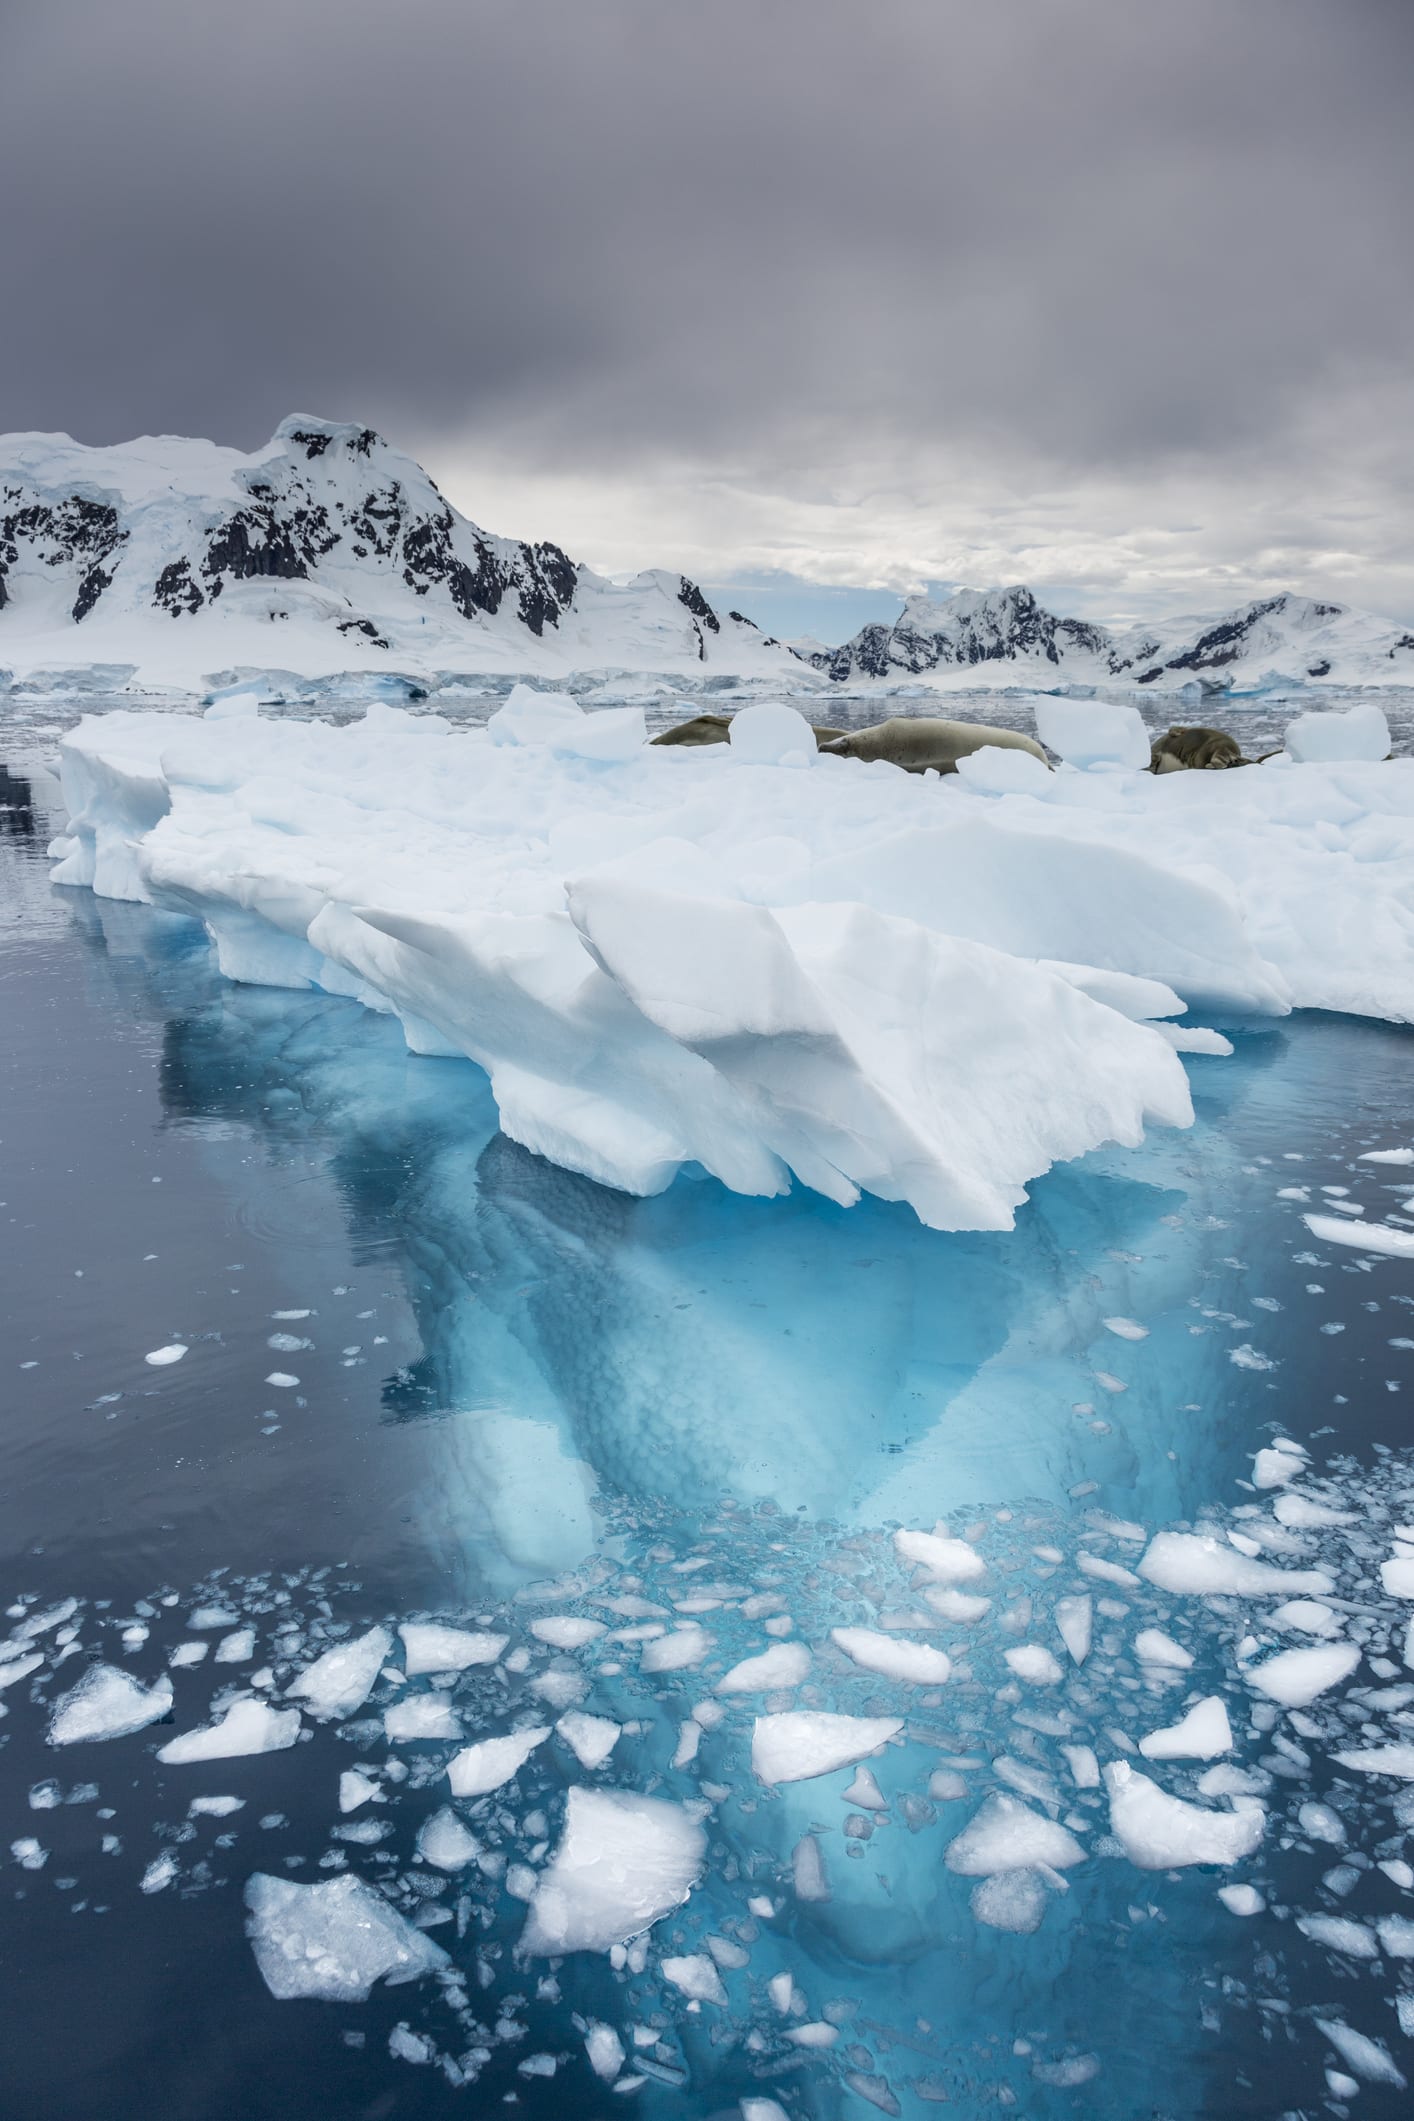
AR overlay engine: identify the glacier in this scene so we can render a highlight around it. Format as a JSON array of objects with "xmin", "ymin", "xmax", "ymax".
[{"xmin": 45, "ymin": 689, "xmax": 1414, "ymax": 1235}]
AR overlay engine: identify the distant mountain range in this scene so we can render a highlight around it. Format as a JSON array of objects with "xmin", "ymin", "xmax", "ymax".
[{"xmin": 2, "ymin": 418, "xmax": 1411, "ymax": 698}]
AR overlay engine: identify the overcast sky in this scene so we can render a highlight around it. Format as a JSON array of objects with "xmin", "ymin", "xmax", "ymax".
[{"xmin": 4, "ymin": 0, "xmax": 1412, "ymax": 633}]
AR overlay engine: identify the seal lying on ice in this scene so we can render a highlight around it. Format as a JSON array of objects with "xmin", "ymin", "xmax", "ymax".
[
  {"xmin": 1149, "ymin": 725, "xmax": 1246, "ymax": 773},
  {"xmin": 816, "ymin": 717, "xmax": 1049, "ymax": 775},
  {"xmin": 651, "ymin": 713, "xmax": 847, "ymax": 748}
]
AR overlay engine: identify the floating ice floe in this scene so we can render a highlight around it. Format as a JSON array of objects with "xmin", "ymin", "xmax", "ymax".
[
  {"xmin": 445, "ymin": 1727, "xmax": 549, "ymax": 1798},
  {"xmin": 415, "ymin": 1806, "xmax": 481, "ymax": 1871},
  {"xmin": 384, "ymin": 1695, "xmax": 462, "ymax": 1742},
  {"xmin": 1138, "ymin": 1532, "xmax": 1332, "ymax": 1598},
  {"xmin": 520, "ymin": 1788, "xmax": 705, "ymax": 1954},
  {"xmin": 716, "ymin": 1641, "xmax": 812, "ymax": 1693},
  {"xmin": 286, "ymin": 1625, "xmax": 391, "ymax": 1719},
  {"xmin": 830, "ymin": 1628, "xmax": 951, "ymax": 1686},
  {"xmin": 245, "ymin": 1872, "xmax": 449, "ymax": 2001},
  {"xmin": 1138, "ymin": 1696, "xmax": 1233, "ymax": 1760},
  {"xmin": 158, "ymin": 1696, "xmax": 300, "ymax": 1763},
  {"xmin": 1245, "ymin": 1642, "xmax": 1360, "ymax": 1708},
  {"xmin": 399, "ymin": 1621, "xmax": 506, "ymax": 1674},
  {"xmin": 894, "ymin": 1528, "xmax": 986, "ymax": 1582},
  {"xmin": 1303, "ymin": 1210, "xmax": 1414, "ymax": 1258},
  {"xmin": 944, "ymin": 1793, "xmax": 1086, "ymax": 1877},
  {"xmin": 555, "ymin": 1710, "xmax": 621, "ymax": 1769},
  {"xmin": 1104, "ymin": 1762, "xmax": 1265, "ymax": 1868},
  {"xmin": 48, "ymin": 1664, "xmax": 174, "ymax": 1745},
  {"xmin": 751, "ymin": 1711, "xmax": 903, "ymax": 1785}
]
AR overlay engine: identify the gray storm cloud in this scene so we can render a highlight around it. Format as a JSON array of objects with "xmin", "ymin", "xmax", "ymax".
[{"xmin": 3, "ymin": 0, "xmax": 1412, "ymax": 613}]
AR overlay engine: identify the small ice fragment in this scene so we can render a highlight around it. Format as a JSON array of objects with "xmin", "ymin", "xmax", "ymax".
[
  {"xmin": 1103, "ymin": 1318, "xmax": 1148, "ymax": 1341},
  {"xmin": 0, "ymin": 1652, "xmax": 44, "ymax": 1689},
  {"xmin": 169, "ymin": 1642, "xmax": 208, "ymax": 1668},
  {"xmin": 141, "ymin": 1852, "xmax": 178, "ymax": 1894},
  {"xmin": 398, "ymin": 1622, "xmax": 506, "ymax": 1674},
  {"xmin": 48, "ymin": 1665, "xmax": 174, "ymax": 1746},
  {"xmin": 214, "ymin": 1627, "xmax": 255, "ymax": 1663},
  {"xmin": 1305, "ymin": 1211, "xmax": 1414, "ymax": 1259},
  {"xmin": 1104, "ymin": 1762, "xmax": 1264, "ymax": 1868},
  {"xmin": 661, "ymin": 1953, "xmax": 727, "ymax": 2005},
  {"xmin": 1004, "ymin": 1645, "xmax": 1063, "ymax": 1686},
  {"xmin": 287, "ymin": 1626, "xmax": 392, "ymax": 1720},
  {"xmin": 144, "ymin": 1345, "xmax": 187, "ymax": 1366},
  {"xmin": 1269, "ymin": 1599, "xmax": 1338, "ymax": 1635},
  {"xmin": 384, "ymin": 1695, "xmax": 461, "ymax": 1743},
  {"xmin": 784, "ymin": 2023, "xmax": 838, "ymax": 2048},
  {"xmin": 1246, "ymin": 1643, "xmax": 1359, "ymax": 1708},
  {"xmin": 1217, "ymin": 1883, "xmax": 1264, "ymax": 1917},
  {"xmin": 923, "ymin": 1587, "xmax": 990, "ymax": 1622},
  {"xmin": 1054, "ymin": 1596, "xmax": 1092, "ymax": 1666},
  {"xmin": 1359, "ymin": 1147, "xmax": 1414, "ymax": 1164},
  {"xmin": 188, "ymin": 1606, "xmax": 238, "ymax": 1630},
  {"xmin": 445, "ymin": 1728, "xmax": 550, "ymax": 1799},
  {"xmin": 716, "ymin": 1641, "xmax": 812, "ymax": 1692},
  {"xmin": 1138, "ymin": 1532, "xmax": 1331, "ymax": 1597},
  {"xmin": 971, "ymin": 1869, "xmax": 1049, "ymax": 1934},
  {"xmin": 1061, "ymin": 1745, "xmax": 1100, "ymax": 1789},
  {"xmin": 1297, "ymin": 1802, "xmax": 1346, "ymax": 1846},
  {"xmin": 529, "ymin": 1616, "xmax": 605, "ymax": 1650},
  {"xmin": 585, "ymin": 2023, "xmax": 625, "ymax": 2081},
  {"xmin": 189, "ymin": 1795, "xmax": 244, "ymax": 1817},
  {"xmin": 1252, "ymin": 1445, "xmax": 1307, "ymax": 1489},
  {"xmin": 752, "ymin": 1712, "xmax": 903, "ymax": 1786},
  {"xmin": 672, "ymin": 1721, "xmax": 700, "ymax": 1769},
  {"xmin": 11, "ymin": 1838, "xmax": 46, "ymax": 1870},
  {"xmin": 893, "ymin": 1529, "xmax": 985, "ymax": 1583},
  {"xmin": 244, "ymin": 1872, "xmax": 449, "ymax": 2001},
  {"xmin": 158, "ymin": 1697, "xmax": 300, "ymax": 1764},
  {"xmin": 842, "ymin": 1766, "xmax": 887, "ymax": 1809},
  {"xmin": 831, "ymin": 1628, "xmax": 951, "ymax": 1686},
  {"xmin": 521, "ymin": 1788, "xmax": 705, "ymax": 1954},
  {"xmin": 1134, "ymin": 1628, "xmax": 1192, "ymax": 1669},
  {"xmin": 1382, "ymin": 1555, "xmax": 1414, "ymax": 1597},
  {"xmin": 416, "ymin": 1806, "xmax": 481, "ymax": 1871},
  {"xmin": 1376, "ymin": 1914, "xmax": 1414, "ymax": 1957},
  {"xmin": 1315, "ymin": 2021, "xmax": 1407, "ymax": 2090},
  {"xmin": 339, "ymin": 1771, "xmax": 379, "ymax": 1814},
  {"xmin": 641, "ymin": 1626, "xmax": 712, "ymax": 1673},
  {"xmin": 1139, "ymin": 1697, "xmax": 1233, "ymax": 1761},
  {"xmin": 556, "ymin": 1711, "xmax": 621, "ymax": 1770},
  {"xmin": 1298, "ymin": 1913, "xmax": 1379, "ymax": 1957},
  {"xmin": 944, "ymin": 1794, "xmax": 1084, "ymax": 1876},
  {"xmin": 1331, "ymin": 1742, "xmax": 1414, "ymax": 1778}
]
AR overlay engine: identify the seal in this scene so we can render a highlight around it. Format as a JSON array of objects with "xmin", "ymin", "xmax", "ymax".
[
  {"xmin": 1149, "ymin": 725, "xmax": 1246, "ymax": 773},
  {"xmin": 651, "ymin": 713, "xmax": 847, "ymax": 749},
  {"xmin": 817, "ymin": 717, "xmax": 1049, "ymax": 774}
]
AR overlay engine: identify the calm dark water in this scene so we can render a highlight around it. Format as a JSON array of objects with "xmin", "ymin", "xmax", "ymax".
[{"xmin": 3, "ymin": 733, "xmax": 1414, "ymax": 2121}]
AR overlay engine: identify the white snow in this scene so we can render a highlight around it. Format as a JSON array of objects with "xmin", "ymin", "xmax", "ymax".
[
  {"xmin": 47, "ymin": 1664, "xmax": 174, "ymax": 1745},
  {"xmin": 752, "ymin": 1711, "xmax": 903, "ymax": 1785},
  {"xmin": 415, "ymin": 1806, "xmax": 482, "ymax": 1871},
  {"xmin": 1104, "ymin": 1762, "xmax": 1265, "ymax": 1868},
  {"xmin": 286, "ymin": 1625, "xmax": 392, "ymax": 1719},
  {"xmin": 944, "ymin": 1793, "xmax": 1085, "ymax": 1875},
  {"xmin": 1138, "ymin": 1532, "xmax": 1332, "ymax": 1598},
  {"xmin": 1138, "ymin": 1696, "xmax": 1233, "ymax": 1760},
  {"xmin": 830, "ymin": 1628, "xmax": 951, "ymax": 1685},
  {"xmin": 1033, "ymin": 699, "xmax": 1150, "ymax": 771},
  {"xmin": 716, "ymin": 1641, "xmax": 811, "ymax": 1693},
  {"xmin": 520, "ymin": 1788, "xmax": 706, "ymax": 1954},
  {"xmin": 445, "ymin": 1727, "xmax": 550, "ymax": 1798},
  {"xmin": 244, "ymin": 1871, "xmax": 449, "ymax": 2000},
  {"xmin": 157, "ymin": 1696, "xmax": 300, "ymax": 1763},
  {"xmin": 398, "ymin": 1622, "xmax": 506, "ymax": 1674},
  {"xmin": 1246, "ymin": 1642, "xmax": 1359, "ymax": 1707},
  {"xmin": 556, "ymin": 1710, "xmax": 621, "ymax": 1769}
]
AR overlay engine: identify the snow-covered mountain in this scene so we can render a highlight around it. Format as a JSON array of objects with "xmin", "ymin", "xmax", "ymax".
[
  {"xmin": 811, "ymin": 584, "xmax": 1414, "ymax": 693},
  {"xmin": 0, "ymin": 416, "xmax": 798, "ymax": 696}
]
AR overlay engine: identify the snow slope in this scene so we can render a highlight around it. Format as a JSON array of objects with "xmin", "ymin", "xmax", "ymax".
[
  {"xmin": 0, "ymin": 417, "xmax": 800, "ymax": 696},
  {"xmin": 49, "ymin": 691, "xmax": 1414, "ymax": 1227},
  {"xmin": 811, "ymin": 584, "xmax": 1414, "ymax": 695}
]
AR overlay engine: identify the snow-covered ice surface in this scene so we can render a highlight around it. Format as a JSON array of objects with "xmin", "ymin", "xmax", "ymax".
[{"xmin": 5, "ymin": 723, "xmax": 1414, "ymax": 2115}]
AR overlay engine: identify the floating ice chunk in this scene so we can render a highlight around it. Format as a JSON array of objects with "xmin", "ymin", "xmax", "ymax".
[
  {"xmin": 893, "ymin": 1529, "xmax": 986, "ymax": 1583},
  {"xmin": 1382, "ymin": 1555, "xmax": 1414, "ymax": 1597},
  {"xmin": 1273, "ymin": 1494, "xmax": 1354, "ymax": 1529},
  {"xmin": 792, "ymin": 1832, "xmax": 830, "ymax": 1902},
  {"xmin": 585, "ymin": 2023, "xmax": 625, "ymax": 2081},
  {"xmin": 1062, "ymin": 1745, "xmax": 1100, "ymax": 1789},
  {"xmin": 1139, "ymin": 1697, "xmax": 1233, "ymax": 1761},
  {"xmin": 264, "ymin": 1372, "xmax": 299, "ymax": 1388},
  {"xmin": 339, "ymin": 1770, "xmax": 380, "ymax": 1814},
  {"xmin": 924, "ymin": 1587, "xmax": 991, "ymax": 1622},
  {"xmin": 48, "ymin": 1664, "xmax": 174, "ymax": 1746},
  {"xmin": 1005, "ymin": 1645, "xmax": 1063, "ymax": 1686},
  {"xmin": 1033, "ymin": 698, "xmax": 1150, "ymax": 771},
  {"xmin": 188, "ymin": 1606, "xmax": 238, "ymax": 1629},
  {"xmin": 1376, "ymin": 1914, "xmax": 1414, "ymax": 1957},
  {"xmin": 521, "ymin": 1788, "xmax": 705, "ymax": 1955},
  {"xmin": 416, "ymin": 1806, "xmax": 481, "ymax": 1871},
  {"xmin": 245, "ymin": 1872, "xmax": 449, "ymax": 2001},
  {"xmin": 1103, "ymin": 1317, "xmax": 1148, "ymax": 1342},
  {"xmin": 1316, "ymin": 2020, "xmax": 1407, "ymax": 2090},
  {"xmin": 384, "ymin": 1695, "xmax": 462, "ymax": 1742},
  {"xmin": 830, "ymin": 1628, "xmax": 950, "ymax": 1686},
  {"xmin": 1297, "ymin": 1801, "xmax": 1346, "ymax": 1846},
  {"xmin": 170, "ymin": 1642, "xmax": 208, "ymax": 1668},
  {"xmin": 641, "ymin": 1626, "xmax": 712, "ymax": 1674},
  {"xmin": 287, "ymin": 1626, "xmax": 392, "ymax": 1720},
  {"xmin": 141, "ymin": 1852, "xmax": 178, "ymax": 1894},
  {"xmin": 842, "ymin": 1766, "xmax": 887, "ymax": 1809},
  {"xmin": 0, "ymin": 1652, "xmax": 44, "ymax": 1689},
  {"xmin": 1304, "ymin": 1211, "xmax": 1414, "ymax": 1258},
  {"xmin": 970, "ymin": 1868, "xmax": 1050, "ymax": 1934},
  {"xmin": 398, "ymin": 1622, "xmax": 506, "ymax": 1674},
  {"xmin": 529, "ymin": 1617, "xmax": 606, "ymax": 1650},
  {"xmin": 944, "ymin": 1794, "xmax": 1085, "ymax": 1876},
  {"xmin": 556, "ymin": 1710, "xmax": 621, "ymax": 1770},
  {"xmin": 1360, "ymin": 1146, "xmax": 1414, "ymax": 1164},
  {"xmin": 214, "ymin": 1627, "xmax": 256, "ymax": 1663},
  {"xmin": 445, "ymin": 1728, "xmax": 550, "ymax": 1798},
  {"xmin": 1134, "ymin": 1628, "xmax": 1193, "ymax": 1669},
  {"xmin": 1331, "ymin": 1743, "xmax": 1414, "ymax": 1779},
  {"xmin": 1252, "ymin": 1443, "xmax": 1307, "ymax": 1489},
  {"xmin": 1247, "ymin": 1642, "xmax": 1359, "ymax": 1707},
  {"xmin": 1217, "ymin": 1883, "xmax": 1264, "ymax": 1917},
  {"xmin": 144, "ymin": 1344, "xmax": 187, "ymax": 1366},
  {"xmin": 189, "ymin": 1794, "xmax": 243, "ymax": 1817},
  {"xmin": 752, "ymin": 1712, "xmax": 903, "ymax": 1786},
  {"xmin": 1077, "ymin": 1552, "xmax": 1141, "ymax": 1588},
  {"xmin": 1285, "ymin": 702, "xmax": 1390, "ymax": 764},
  {"xmin": 10, "ymin": 1839, "xmax": 46, "ymax": 1870},
  {"xmin": 672, "ymin": 1722, "xmax": 700, "ymax": 1768},
  {"xmin": 716, "ymin": 1641, "xmax": 812, "ymax": 1693},
  {"xmin": 661, "ymin": 1952, "xmax": 728, "ymax": 2005},
  {"xmin": 1104, "ymin": 1762, "xmax": 1264, "ymax": 1868},
  {"xmin": 1138, "ymin": 1532, "xmax": 1331, "ymax": 1598},
  {"xmin": 1054, "ymin": 1596, "xmax": 1093, "ymax": 1666},
  {"xmin": 158, "ymin": 1697, "xmax": 300, "ymax": 1763},
  {"xmin": 740, "ymin": 2103, "xmax": 790, "ymax": 2121}
]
